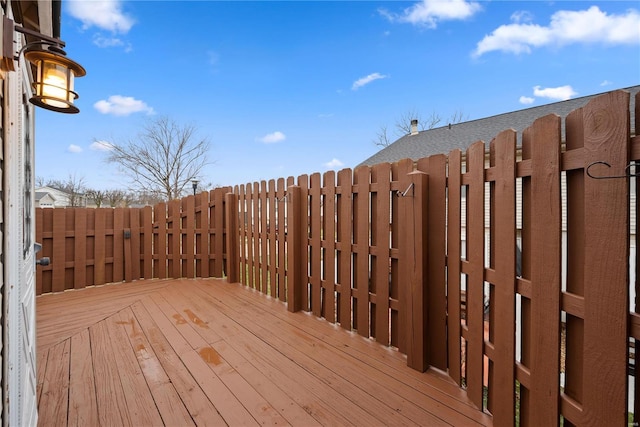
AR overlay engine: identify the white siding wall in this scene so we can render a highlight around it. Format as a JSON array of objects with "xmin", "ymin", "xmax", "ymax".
[{"xmin": 2, "ymin": 12, "xmax": 38, "ymax": 425}]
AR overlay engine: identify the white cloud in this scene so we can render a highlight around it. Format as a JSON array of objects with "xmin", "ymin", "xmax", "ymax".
[
  {"xmin": 67, "ymin": 144, "xmax": 83, "ymax": 153},
  {"xmin": 67, "ymin": 0, "xmax": 135, "ymax": 33},
  {"xmin": 352, "ymin": 72, "xmax": 388, "ymax": 90},
  {"xmin": 519, "ymin": 96, "xmax": 535, "ymax": 105},
  {"xmin": 324, "ymin": 158, "xmax": 344, "ymax": 169},
  {"xmin": 381, "ymin": 0, "xmax": 481, "ymax": 28},
  {"xmin": 94, "ymin": 95, "xmax": 155, "ymax": 116},
  {"xmin": 92, "ymin": 34, "xmax": 124, "ymax": 48},
  {"xmin": 533, "ymin": 85, "xmax": 577, "ymax": 101},
  {"xmin": 510, "ymin": 11, "xmax": 534, "ymax": 24},
  {"xmin": 474, "ymin": 6, "xmax": 640, "ymax": 57},
  {"xmin": 600, "ymin": 80, "xmax": 613, "ymax": 86},
  {"xmin": 90, "ymin": 140, "xmax": 115, "ymax": 151},
  {"xmin": 257, "ymin": 131, "xmax": 286, "ymax": 144}
]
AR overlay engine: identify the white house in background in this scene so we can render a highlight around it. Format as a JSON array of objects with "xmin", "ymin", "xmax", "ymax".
[
  {"xmin": 35, "ymin": 186, "xmax": 68, "ymax": 207},
  {"xmin": 35, "ymin": 185, "xmax": 84, "ymax": 207},
  {"xmin": 35, "ymin": 191, "xmax": 56, "ymax": 208}
]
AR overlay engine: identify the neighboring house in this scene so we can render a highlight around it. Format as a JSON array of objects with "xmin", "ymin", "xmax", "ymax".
[
  {"xmin": 360, "ymin": 85, "xmax": 638, "ymax": 167},
  {"xmin": 35, "ymin": 191, "xmax": 56, "ymax": 208},
  {"xmin": 35, "ymin": 186, "xmax": 69, "ymax": 207},
  {"xmin": 35, "ymin": 185, "xmax": 87, "ymax": 207}
]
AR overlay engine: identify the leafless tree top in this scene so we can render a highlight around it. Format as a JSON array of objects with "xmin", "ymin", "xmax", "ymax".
[{"xmin": 104, "ymin": 116, "xmax": 211, "ymax": 201}]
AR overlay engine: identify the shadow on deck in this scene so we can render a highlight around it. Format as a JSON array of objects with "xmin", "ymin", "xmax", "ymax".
[{"xmin": 36, "ymin": 278, "xmax": 491, "ymax": 426}]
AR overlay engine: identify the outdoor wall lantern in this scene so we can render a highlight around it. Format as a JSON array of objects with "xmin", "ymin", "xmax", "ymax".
[
  {"xmin": 192, "ymin": 179, "xmax": 199, "ymax": 195},
  {"xmin": 1, "ymin": 17, "xmax": 86, "ymax": 114}
]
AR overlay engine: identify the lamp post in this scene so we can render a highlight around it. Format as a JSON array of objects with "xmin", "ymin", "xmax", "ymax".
[
  {"xmin": 1, "ymin": 17, "xmax": 86, "ymax": 114},
  {"xmin": 192, "ymin": 179, "xmax": 199, "ymax": 195}
]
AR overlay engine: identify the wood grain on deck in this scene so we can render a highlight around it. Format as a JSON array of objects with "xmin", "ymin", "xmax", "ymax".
[{"xmin": 37, "ymin": 278, "xmax": 491, "ymax": 427}]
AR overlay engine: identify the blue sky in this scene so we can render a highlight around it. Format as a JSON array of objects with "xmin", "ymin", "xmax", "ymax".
[{"xmin": 35, "ymin": 0, "xmax": 640, "ymax": 191}]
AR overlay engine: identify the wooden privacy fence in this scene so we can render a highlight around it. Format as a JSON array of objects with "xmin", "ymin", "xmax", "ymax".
[
  {"xmin": 35, "ymin": 187, "xmax": 231, "ymax": 294},
  {"xmin": 36, "ymin": 90, "xmax": 638, "ymax": 426}
]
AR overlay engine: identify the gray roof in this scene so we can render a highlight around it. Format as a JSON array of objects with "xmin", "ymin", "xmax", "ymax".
[
  {"xmin": 35, "ymin": 191, "xmax": 55, "ymax": 201},
  {"xmin": 360, "ymin": 85, "xmax": 639, "ymax": 166}
]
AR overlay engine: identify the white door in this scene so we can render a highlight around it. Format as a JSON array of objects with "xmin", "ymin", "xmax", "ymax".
[{"xmin": 4, "ymin": 59, "xmax": 38, "ymax": 427}]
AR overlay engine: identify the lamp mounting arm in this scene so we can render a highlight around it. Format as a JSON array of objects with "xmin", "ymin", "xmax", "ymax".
[
  {"xmin": 13, "ymin": 24, "xmax": 66, "ymax": 48},
  {"xmin": 2, "ymin": 16, "xmax": 66, "ymax": 72}
]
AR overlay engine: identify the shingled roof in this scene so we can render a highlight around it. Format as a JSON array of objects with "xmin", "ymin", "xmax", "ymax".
[{"xmin": 359, "ymin": 85, "xmax": 639, "ymax": 167}]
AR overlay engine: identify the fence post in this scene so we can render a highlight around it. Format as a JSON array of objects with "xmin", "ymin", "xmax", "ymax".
[
  {"xmin": 399, "ymin": 170, "xmax": 429, "ymax": 371},
  {"xmin": 286, "ymin": 185, "xmax": 303, "ymax": 312},
  {"xmin": 225, "ymin": 192, "xmax": 239, "ymax": 283}
]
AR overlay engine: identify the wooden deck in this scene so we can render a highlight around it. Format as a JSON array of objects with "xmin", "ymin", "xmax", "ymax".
[{"xmin": 36, "ymin": 278, "xmax": 492, "ymax": 426}]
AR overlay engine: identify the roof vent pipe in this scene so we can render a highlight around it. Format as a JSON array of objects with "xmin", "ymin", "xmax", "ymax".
[{"xmin": 410, "ymin": 119, "xmax": 418, "ymax": 135}]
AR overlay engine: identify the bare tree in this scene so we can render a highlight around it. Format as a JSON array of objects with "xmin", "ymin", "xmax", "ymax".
[
  {"xmin": 105, "ymin": 189, "xmax": 127, "ymax": 207},
  {"xmin": 373, "ymin": 124, "xmax": 391, "ymax": 148},
  {"xmin": 374, "ymin": 109, "xmax": 469, "ymax": 148},
  {"xmin": 103, "ymin": 116, "xmax": 211, "ymax": 201},
  {"xmin": 45, "ymin": 173, "xmax": 87, "ymax": 207},
  {"xmin": 86, "ymin": 189, "xmax": 106, "ymax": 207}
]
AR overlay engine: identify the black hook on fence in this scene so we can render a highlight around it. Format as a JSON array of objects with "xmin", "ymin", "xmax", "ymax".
[{"xmin": 585, "ymin": 161, "xmax": 639, "ymax": 180}]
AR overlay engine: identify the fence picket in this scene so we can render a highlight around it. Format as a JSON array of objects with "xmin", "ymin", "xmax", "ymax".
[
  {"xmin": 582, "ymin": 90, "xmax": 630, "ymax": 426},
  {"xmin": 464, "ymin": 140, "xmax": 486, "ymax": 409},
  {"xmin": 487, "ymin": 129, "xmax": 517, "ymax": 424},
  {"xmin": 337, "ymin": 168, "xmax": 353, "ymax": 330},
  {"xmin": 276, "ymin": 178, "xmax": 287, "ymax": 300},
  {"xmin": 51, "ymin": 208, "xmax": 65, "ymax": 292},
  {"xmin": 353, "ymin": 166, "xmax": 370, "ymax": 337},
  {"xmin": 564, "ymin": 106, "xmax": 586, "ymax": 426},
  {"xmin": 322, "ymin": 170, "xmax": 337, "ymax": 323},
  {"xmin": 141, "ymin": 206, "xmax": 153, "ymax": 279},
  {"xmin": 194, "ymin": 191, "xmax": 207, "ymax": 278},
  {"xmin": 182, "ymin": 196, "xmax": 195, "ymax": 278},
  {"xmin": 251, "ymin": 182, "xmax": 261, "ymax": 291},
  {"xmin": 268, "ymin": 180, "xmax": 277, "ymax": 296},
  {"xmin": 114, "ymin": 208, "xmax": 125, "ymax": 283},
  {"xmin": 310, "ymin": 173, "xmax": 322, "ymax": 315},
  {"xmin": 371, "ymin": 163, "xmax": 391, "ymax": 344},
  {"xmin": 153, "ymin": 203, "xmax": 167, "ymax": 279},
  {"xmin": 447, "ymin": 149, "xmax": 463, "ymax": 386},
  {"xmin": 94, "ymin": 209, "xmax": 106, "ymax": 286},
  {"xmin": 260, "ymin": 181, "xmax": 269, "ymax": 293},
  {"xmin": 392, "ymin": 158, "xmax": 413, "ymax": 351},
  {"xmin": 298, "ymin": 175, "xmax": 310, "ymax": 307},
  {"xmin": 74, "ymin": 209, "xmax": 88, "ymax": 289},
  {"xmin": 417, "ymin": 154, "xmax": 448, "ymax": 370}
]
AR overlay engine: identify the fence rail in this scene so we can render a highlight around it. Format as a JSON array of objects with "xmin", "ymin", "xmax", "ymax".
[{"xmin": 36, "ymin": 90, "xmax": 639, "ymax": 426}]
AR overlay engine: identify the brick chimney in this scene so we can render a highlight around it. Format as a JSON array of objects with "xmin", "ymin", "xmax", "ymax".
[{"xmin": 410, "ymin": 119, "xmax": 418, "ymax": 135}]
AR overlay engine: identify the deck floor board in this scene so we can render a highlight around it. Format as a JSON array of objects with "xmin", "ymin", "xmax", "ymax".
[{"xmin": 37, "ymin": 278, "xmax": 492, "ymax": 426}]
